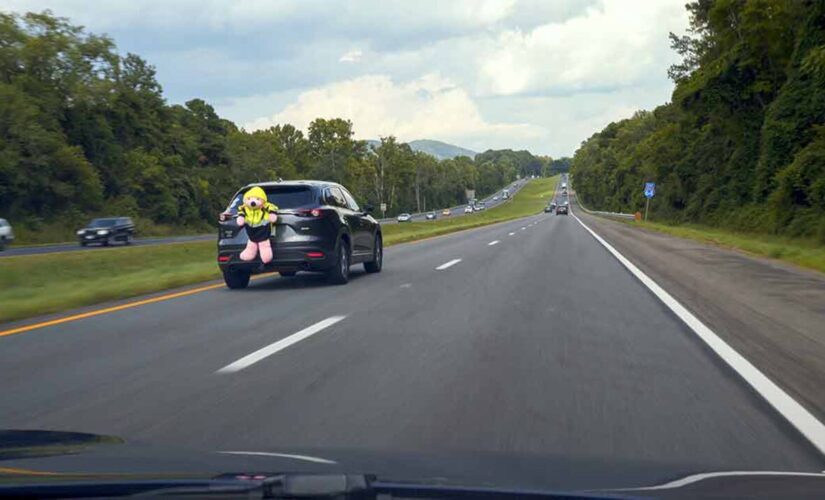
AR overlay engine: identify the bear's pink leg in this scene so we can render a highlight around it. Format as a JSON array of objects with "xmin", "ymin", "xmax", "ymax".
[
  {"xmin": 259, "ymin": 239, "xmax": 273, "ymax": 264},
  {"xmin": 239, "ymin": 240, "xmax": 258, "ymax": 261}
]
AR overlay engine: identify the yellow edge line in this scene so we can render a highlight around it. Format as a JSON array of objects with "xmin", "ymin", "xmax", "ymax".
[{"xmin": 0, "ymin": 283, "xmax": 224, "ymax": 338}]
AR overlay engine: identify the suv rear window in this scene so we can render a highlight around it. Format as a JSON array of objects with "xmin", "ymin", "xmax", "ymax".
[
  {"xmin": 90, "ymin": 218, "xmax": 118, "ymax": 227},
  {"xmin": 226, "ymin": 186, "xmax": 317, "ymax": 211}
]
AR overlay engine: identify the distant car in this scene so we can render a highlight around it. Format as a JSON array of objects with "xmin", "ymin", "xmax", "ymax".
[
  {"xmin": 464, "ymin": 206, "xmax": 474, "ymax": 214},
  {"xmin": 425, "ymin": 212, "xmax": 436, "ymax": 220},
  {"xmin": 441, "ymin": 208, "xmax": 451, "ymax": 216},
  {"xmin": 77, "ymin": 217, "xmax": 135, "ymax": 246},
  {"xmin": 563, "ymin": 200, "xmax": 569, "ymax": 206},
  {"xmin": 550, "ymin": 201, "xmax": 557, "ymax": 210},
  {"xmin": 397, "ymin": 213, "xmax": 412, "ymax": 222},
  {"xmin": 493, "ymin": 196, "xmax": 500, "ymax": 201},
  {"xmin": 474, "ymin": 202, "xmax": 486, "ymax": 211},
  {"xmin": 556, "ymin": 205, "xmax": 569, "ymax": 215},
  {"xmin": 0, "ymin": 218, "xmax": 14, "ymax": 250},
  {"xmin": 544, "ymin": 205, "xmax": 553, "ymax": 213}
]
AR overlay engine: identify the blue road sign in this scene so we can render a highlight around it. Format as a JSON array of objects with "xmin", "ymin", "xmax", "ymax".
[{"xmin": 644, "ymin": 182, "xmax": 656, "ymax": 198}]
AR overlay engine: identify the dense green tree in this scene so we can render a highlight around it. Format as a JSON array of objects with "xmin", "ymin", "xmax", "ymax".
[
  {"xmin": 572, "ymin": 0, "xmax": 825, "ymax": 242},
  {"xmin": 0, "ymin": 10, "xmax": 540, "ymax": 240}
]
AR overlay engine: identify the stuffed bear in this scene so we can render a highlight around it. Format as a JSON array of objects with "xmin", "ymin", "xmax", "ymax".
[{"xmin": 235, "ymin": 186, "xmax": 278, "ymax": 263}]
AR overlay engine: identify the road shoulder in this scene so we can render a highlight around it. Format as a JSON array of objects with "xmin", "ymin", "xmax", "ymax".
[{"xmin": 574, "ymin": 208, "xmax": 825, "ymax": 424}]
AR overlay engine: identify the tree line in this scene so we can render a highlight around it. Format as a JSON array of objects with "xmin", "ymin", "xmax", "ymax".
[
  {"xmin": 0, "ymin": 11, "xmax": 554, "ymax": 240},
  {"xmin": 571, "ymin": 0, "xmax": 825, "ymax": 242}
]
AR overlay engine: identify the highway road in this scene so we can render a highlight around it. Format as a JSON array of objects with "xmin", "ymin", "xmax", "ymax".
[
  {"xmin": 2, "ymin": 188, "xmax": 823, "ymax": 489},
  {"xmin": 0, "ymin": 179, "xmax": 529, "ymax": 258},
  {"xmin": 378, "ymin": 177, "xmax": 529, "ymax": 223}
]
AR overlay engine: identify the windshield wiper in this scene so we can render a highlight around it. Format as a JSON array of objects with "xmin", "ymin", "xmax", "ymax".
[{"xmin": 0, "ymin": 473, "xmax": 620, "ymax": 499}]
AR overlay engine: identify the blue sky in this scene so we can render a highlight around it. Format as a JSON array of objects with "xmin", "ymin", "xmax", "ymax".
[{"xmin": 1, "ymin": 0, "xmax": 689, "ymax": 156}]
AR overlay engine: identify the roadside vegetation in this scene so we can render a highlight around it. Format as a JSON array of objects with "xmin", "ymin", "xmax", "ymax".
[
  {"xmin": 0, "ymin": 177, "xmax": 557, "ymax": 324},
  {"xmin": 627, "ymin": 220, "xmax": 825, "ymax": 275},
  {"xmin": 571, "ymin": 2, "xmax": 825, "ymax": 243},
  {"xmin": 1, "ymin": 11, "xmax": 570, "ymax": 246}
]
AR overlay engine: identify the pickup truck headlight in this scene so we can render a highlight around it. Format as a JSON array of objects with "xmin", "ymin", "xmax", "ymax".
[{"xmin": 96, "ymin": 230, "xmax": 109, "ymax": 235}]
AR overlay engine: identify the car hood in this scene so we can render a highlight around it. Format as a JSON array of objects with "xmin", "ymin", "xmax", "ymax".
[{"xmin": 1, "ymin": 430, "xmax": 823, "ymax": 498}]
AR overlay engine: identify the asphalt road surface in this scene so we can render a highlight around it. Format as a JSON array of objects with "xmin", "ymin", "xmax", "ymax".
[{"xmin": 2, "ymin": 200, "xmax": 823, "ymax": 489}]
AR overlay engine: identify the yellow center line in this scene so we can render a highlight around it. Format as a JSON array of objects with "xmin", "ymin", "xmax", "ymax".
[
  {"xmin": 0, "ymin": 272, "xmax": 283, "ymax": 339},
  {"xmin": 0, "ymin": 283, "xmax": 225, "ymax": 338}
]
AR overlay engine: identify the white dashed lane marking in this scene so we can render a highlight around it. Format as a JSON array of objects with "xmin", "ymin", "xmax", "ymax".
[
  {"xmin": 217, "ymin": 315, "xmax": 347, "ymax": 374},
  {"xmin": 435, "ymin": 259, "xmax": 462, "ymax": 270}
]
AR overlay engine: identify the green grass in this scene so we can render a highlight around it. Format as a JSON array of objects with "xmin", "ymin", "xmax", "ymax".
[
  {"xmin": 0, "ymin": 242, "xmax": 220, "ymax": 324},
  {"xmin": 630, "ymin": 220, "xmax": 825, "ymax": 274},
  {"xmin": 0, "ymin": 177, "xmax": 558, "ymax": 324}
]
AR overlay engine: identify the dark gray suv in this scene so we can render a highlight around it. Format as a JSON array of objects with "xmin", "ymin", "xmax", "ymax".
[{"xmin": 217, "ymin": 181, "xmax": 383, "ymax": 288}]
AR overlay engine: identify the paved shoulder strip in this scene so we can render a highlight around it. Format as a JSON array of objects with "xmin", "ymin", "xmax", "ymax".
[
  {"xmin": 217, "ymin": 315, "xmax": 347, "ymax": 374},
  {"xmin": 571, "ymin": 211, "xmax": 825, "ymax": 455}
]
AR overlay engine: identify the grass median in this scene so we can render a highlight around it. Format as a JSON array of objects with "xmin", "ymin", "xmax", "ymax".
[
  {"xmin": 0, "ymin": 177, "xmax": 558, "ymax": 324},
  {"xmin": 627, "ymin": 220, "xmax": 825, "ymax": 275}
]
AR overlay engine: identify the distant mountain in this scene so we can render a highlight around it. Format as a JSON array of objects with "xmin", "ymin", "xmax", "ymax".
[
  {"xmin": 409, "ymin": 140, "xmax": 477, "ymax": 159},
  {"xmin": 365, "ymin": 139, "xmax": 477, "ymax": 160}
]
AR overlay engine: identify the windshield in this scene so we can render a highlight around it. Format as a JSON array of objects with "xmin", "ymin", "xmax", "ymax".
[
  {"xmin": 5, "ymin": 2, "xmax": 825, "ymax": 497},
  {"xmin": 89, "ymin": 218, "xmax": 118, "ymax": 227},
  {"xmin": 226, "ymin": 186, "xmax": 317, "ymax": 212}
]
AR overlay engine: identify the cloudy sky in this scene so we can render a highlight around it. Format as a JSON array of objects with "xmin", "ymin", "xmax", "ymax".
[{"xmin": 1, "ymin": 0, "xmax": 689, "ymax": 156}]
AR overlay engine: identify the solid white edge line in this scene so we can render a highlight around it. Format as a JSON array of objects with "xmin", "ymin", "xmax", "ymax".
[
  {"xmin": 571, "ymin": 210, "xmax": 825, "ymax": 455},
  {"xmin": 217, "ymin": 315, "xmax": 347, "ymax": 374},
  {"xmin": 218, "ymin": 451, "xmax": 337, "ymax": 464},
  {"xmin": 608, "ymin": 470, "xmax": 825, "ymax": 491},
  {"xmin": 435, "ymin": 258, "xmax": 462, "ymax": 270},
  {"xmin": 488, "ymin": 240, "xmax": 500, "ymax": 246}
]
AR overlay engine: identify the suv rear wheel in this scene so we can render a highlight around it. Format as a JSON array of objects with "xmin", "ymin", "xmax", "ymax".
[
  {"xmin": 364, "ymin": 234, "xmax": 383, "ymax": 273},
  {"xmin": 327, "ymin": 240, "xmax": 350, "ymax": 285},
  {"xmin": 223, "ymin": 268, "xmax": 251, "ymax": 289}
]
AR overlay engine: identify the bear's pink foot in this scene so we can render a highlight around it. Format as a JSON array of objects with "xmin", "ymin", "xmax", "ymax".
[
  {"xmin": 259, "ymin": 240, "xmax": 273, "ymax": 264},
  {"xmin": 239, "ymin": 241, "xmax": 258, "ymax": 261}
]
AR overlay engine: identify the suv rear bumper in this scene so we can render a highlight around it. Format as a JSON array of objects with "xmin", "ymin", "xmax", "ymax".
[{"xmin": 218, "ymin": 241, "xmax": 336, "ymax": 274}]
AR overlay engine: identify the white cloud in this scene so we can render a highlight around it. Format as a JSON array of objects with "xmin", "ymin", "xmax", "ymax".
[
  {"xmin": 1, "ymin": 0, "xmax": 690, "ymax": 155},
  {"xmin": 245, "ymin": 74, "xmax": 541, "ymax": 151},
  {"xmin": 477, "ymin": 0, "xmax": 687, "ymax": 95},
  {"xmin": 339, "ymin": 49, "xmax": 363, "ymax": 63}
]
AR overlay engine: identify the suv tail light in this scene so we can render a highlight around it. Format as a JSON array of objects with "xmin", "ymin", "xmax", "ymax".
[{"xmin": 296, "ymin": 208, "xmax": 323, "ymax": 217}]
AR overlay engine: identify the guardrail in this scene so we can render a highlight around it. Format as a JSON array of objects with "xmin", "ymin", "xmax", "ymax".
[{"xmin": 570, "ymin": 188, "xmax": 636, "ymax": 220}]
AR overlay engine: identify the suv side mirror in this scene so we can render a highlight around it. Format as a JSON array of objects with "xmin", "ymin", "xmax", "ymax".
[{"xmin": 364, "ymin": 204, "xmax": 374, "ymax": 213}]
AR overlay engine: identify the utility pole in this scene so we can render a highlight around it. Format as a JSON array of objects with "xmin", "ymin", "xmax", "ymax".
[{"xmin": 415, "ymin": 162, "xmax": 421, "ymax": 213}]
